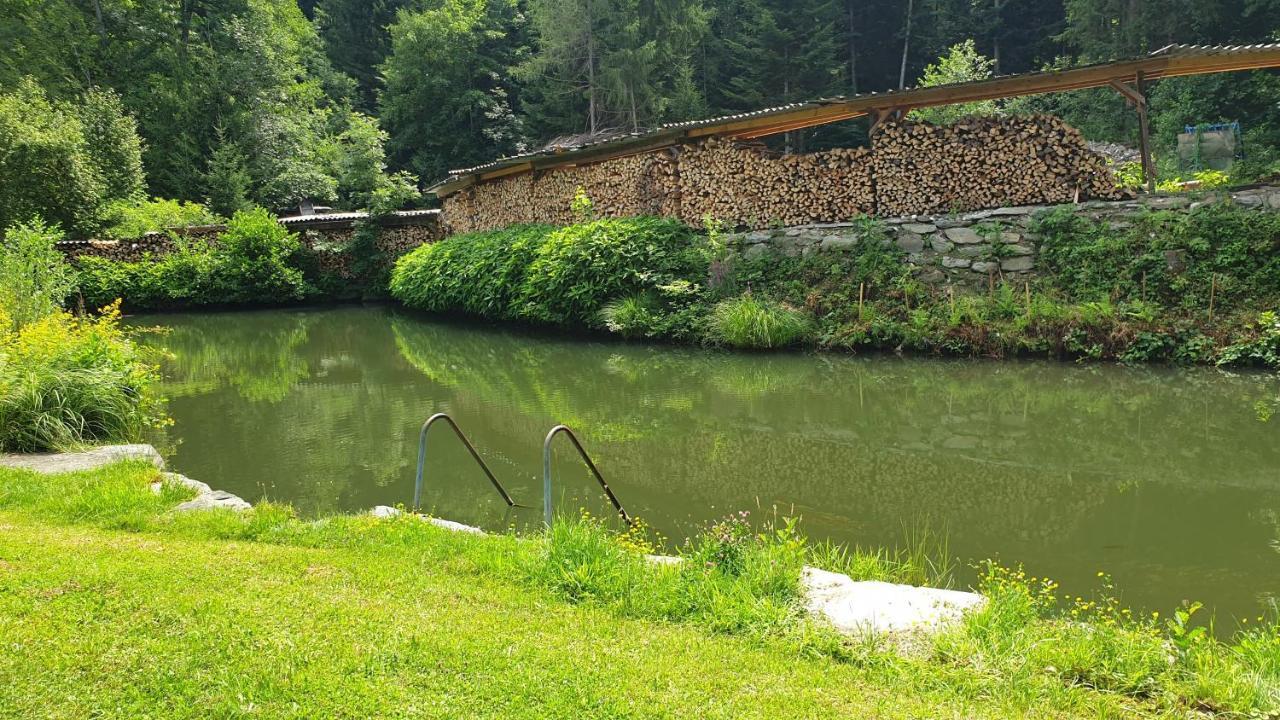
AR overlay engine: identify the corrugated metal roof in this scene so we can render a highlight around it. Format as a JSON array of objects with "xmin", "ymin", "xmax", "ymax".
[
  {"xmin": 277, "ymin": 209, "xmax": 440, "ymax": 224},
  {"xmin": 431, "ymin": 42, "xmax": 1280, "ymax": 196},
  {"xmin": 54, "ymin": 210, "xmax": 440, "ymax": 245}
]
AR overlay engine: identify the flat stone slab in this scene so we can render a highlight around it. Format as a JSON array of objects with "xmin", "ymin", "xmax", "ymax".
[
  {"xmin": 802, "ymin": 567, "xmax": 985, "ymax": 635},
  {"xmin": 0, "ymin": 444, "xmax": 164, "ymax": 474},
  {"xmin": 150, "ymin": 471, "xmax": 249, "ymax": 512},
  {"xmin": 370, "ymin": 506, "xmax": 485, "ymax": 535},
  {"xmin": 174, "ymin": 490, "xmax": 251, "ymax": 512}
]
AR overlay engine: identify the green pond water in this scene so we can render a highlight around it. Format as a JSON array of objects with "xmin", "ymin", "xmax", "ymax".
[{"xmin": 131, "ymin": 305, "xmax": 1280, "ymax": 620}]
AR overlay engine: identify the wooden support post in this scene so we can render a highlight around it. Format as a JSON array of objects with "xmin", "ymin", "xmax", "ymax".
[
  {"xmin": 1136, "ymin": 71, "xmax": 1156, "ymax": 193},
  {"xmin": 1110, "ymin": 74, "xmax": 1156, "ymax": 192}
]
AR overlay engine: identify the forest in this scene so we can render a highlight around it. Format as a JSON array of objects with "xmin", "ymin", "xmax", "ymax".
[{"xmin": 3, "ymin": 0, "xmax": 1280, "ymax": 234}]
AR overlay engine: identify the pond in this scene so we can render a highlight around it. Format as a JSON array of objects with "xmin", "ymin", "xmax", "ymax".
[{"xmin": 130, "ymin": 305, "xmax": 1280, "ymax": 620}]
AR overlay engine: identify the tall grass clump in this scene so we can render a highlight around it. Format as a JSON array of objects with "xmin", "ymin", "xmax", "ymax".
[
  {"xmin": 709, "ymin": 294, "xmax": 813, "ymax": 349},
  {"xmin": 0, "ymin": 303, "xmax": 165, "ymax": 452},
  {"xmin": 529, "ymin": 511, "xmax": 822, "ymax": 642},
  {"xmin": 933, "ymin": 563, "xmax": 1280, "ymax": 715}
]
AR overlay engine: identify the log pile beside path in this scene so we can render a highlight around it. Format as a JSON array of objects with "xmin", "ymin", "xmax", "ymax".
[{"xmin": 442, "ymin": 115, "xmax": 1130, "ymax": 234}]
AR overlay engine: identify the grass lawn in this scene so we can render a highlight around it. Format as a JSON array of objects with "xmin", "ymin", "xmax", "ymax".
[{"xmin": 0, "ymin": 462, "xmax": 1271, "ymax": 718}]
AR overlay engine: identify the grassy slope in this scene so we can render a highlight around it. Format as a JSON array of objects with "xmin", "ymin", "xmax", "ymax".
[{"xmin": 0, "ymin": 463, "xmax": 1190, "ymax": 718}]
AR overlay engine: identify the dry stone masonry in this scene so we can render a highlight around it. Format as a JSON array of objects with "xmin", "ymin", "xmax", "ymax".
[
  {"xmin": 443, "ymin": 115, "xmax": 1129, "ymax": 234},
  {"xmin": 724, "ymin": 185, "xmax": 1280, "ymax": 287}
]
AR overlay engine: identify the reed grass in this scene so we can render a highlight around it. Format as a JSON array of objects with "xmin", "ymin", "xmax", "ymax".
[{"xmin": 709, "ymin": 294, "xmax": 813, "ymax": 349}]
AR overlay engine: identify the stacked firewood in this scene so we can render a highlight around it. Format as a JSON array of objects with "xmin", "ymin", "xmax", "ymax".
[
  {"xmin": 442, "ymin": 152, "xmax": 680, "ymax": 234},
  {"xmin": 442, "ymin": 115, "xmax": 1128, "ymax": 234},
  {"xmin": 871, "ymin": 115, "xmax": 1129, "ymax": 216},
  {"xmin": 674, "ymin": 138, "xmax": 874, "ymax": 228}
]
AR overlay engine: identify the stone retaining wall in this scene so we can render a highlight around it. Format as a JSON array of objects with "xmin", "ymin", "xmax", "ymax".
[{"xmin": 724, "ymin": 185, "xmax": 1280, "ymax": 287}]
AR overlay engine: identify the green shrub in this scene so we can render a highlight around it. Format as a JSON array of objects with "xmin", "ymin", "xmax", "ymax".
[
  {"xmin": 77, "ymin": 207, "xmax": 310, "ymax": 310},
  {"xmin": 1033, "ymin": 203, "xmax": 1280, "ymax": 314},
  {"xmin": 0, "ymin": 305, "xmax": 165, "ymax": 452},
  {"xmin": 216, "ymin": 207, "xmax": 308, "ymax": 303},
  {"xmin": 709, "ymin": 294, "xmax": 813, "ymax": 349},
  {"xmin": 102, "ymin": 198, "xmax": 222, "ymax": 239},
  {"xmin": 518, "ymin": 217, "xmax": 706, "ymax": 324},
  {"xmin": 1217, "ymin": 311, "xmax": 1280, "ymax": 368},
  {"xmin": 392, "ymin": 217, "xmax": 708, "ymax": 329},
  {"xmin": 0, "ymin": 218, "xmax": 77, "ymax": 331},
  {"xmin": 390, "ymin": 224, "xmax": 553, "ymax": 318}
]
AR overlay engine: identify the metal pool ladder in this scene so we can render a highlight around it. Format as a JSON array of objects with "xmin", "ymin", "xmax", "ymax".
[
  {"xmin": 413, "ymin": 413, "xmax": 633, "ymax": 528},
  {"xmin": 414, "ymin": 413, "xmax": 519, "ymax": 511},
  {"xmin": 543, "ymin": 425, "xmax": 633, "ymax": 529}
]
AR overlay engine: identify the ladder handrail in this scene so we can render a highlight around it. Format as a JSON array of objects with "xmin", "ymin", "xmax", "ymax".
[
  {"xmin": 542, "ymin": 424, "xmax": 632, "ymax": 528},
  {"xmin": 415, "ymin": 412, "xmax": 518, "ymax": 511}
]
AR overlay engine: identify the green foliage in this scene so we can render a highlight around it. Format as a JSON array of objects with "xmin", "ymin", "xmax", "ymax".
[
  {"xmin": 380, "ymin": 0, "xmax": 526, "ymax": 182},
  {"xmin": 0, "ymin": 306, "xmax": 165, "ymax": 452},
  {"xmin": 534, "ymin": 511, "xmax": 811, "ymax": 638},
  {"xmin": 391, "ymin": 224, "xmax": 555, "ymax": 318},
  {"xmin": 1033, "ymin": 203, "xmax": 1280, "ymax": 315},
  {"xmin": 216, "ymin": 208, "xmax": 309, "ymax": 302},
  {"xmin": 0, "ymin": 82, "xmax": 142, "ymax": 238},
  {"xmin": 0, "ymin": 219, "xmax": 77, "ymax": 331},
  {"xmin": 519, "ymin": 217, "xmax": 706, "ymax": 324},
  {"xmin": 600, "ymin": 280, "xmax": 709, "ymax": 341},
  {"xmin": 393, "ymin": 217, "xmax": 706, "ymax": 326},
  {"xmin": 708, "ymin": 294, "xmax": 813, "ymax": 349},
  {"xmin": 76, "ymin": 87, "xmax": 146, "ymax": 204},
  {"xmin": 0, "ymin": 79, "xmax": 108, "ymax": 236},
  {"xmin": 102, "ymin": 198, "xmax": 222, "ymax": 240},
  {"xmin": 203, "ymin": 136, "xmax": 253, "ymax": 217},
  {"xmin": 909, "ymin": 41, "xmax": 998, "ymax": 125},
  {"xmin": 1218, "ymin": 312, "xmax": 1280, "ymax": 369},
  {"xmin": 78, "ymin": 208, "xmax": 310, "ymax": 311}
]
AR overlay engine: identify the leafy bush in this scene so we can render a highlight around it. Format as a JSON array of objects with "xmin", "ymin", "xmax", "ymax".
[
  {"xmin": 216, "ymin": 207, "xmax": 308, "ymax": 303},
  {"xmin": 1033, "ymin": 203, "xmax": 1280, "ymax": 313},
  {"xmin": 392, "ymin": 217, "xmax": 708, "ymax": 328},
  {"xmin": 390, "ymin": 224, "xmax": 553, "ymax": 318},
  {"xmin": 0, "ymin": 218, "xmax": 77, "ymax": 331},
  {"xmin": 519, "ymin": 217, "xmax": 706, "ymax": 324},
  {"xmin": 78, "ymin": 207, "xmax": 310, "ymax": 310},
  {"xmin": 0, "ymin": 304, "xmax": 165, "ymax": 452},
  {"xmin": 1218, "ymin": 311, "xmax": 1280, "ymax": 368},
  {"xmin": 709, "ymin": 294, "xmax": 813, "ymax": 349},
  {"xmin": 102, "ymin": 198, "xmax": 222, "ymax": 239}
]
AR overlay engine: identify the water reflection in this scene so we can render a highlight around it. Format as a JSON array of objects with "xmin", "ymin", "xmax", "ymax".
[{"xmin": 132, "ymin": 306, "xmax": 1280, "ymax": 619}]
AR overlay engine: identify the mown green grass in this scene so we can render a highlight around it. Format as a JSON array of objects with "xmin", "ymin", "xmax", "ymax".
[{"xmin": 1, "ymin": 461, "xmax": 1274, "ymax": 718}]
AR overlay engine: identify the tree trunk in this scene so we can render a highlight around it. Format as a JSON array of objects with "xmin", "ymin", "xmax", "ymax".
[
  {"xmin": 847, "ymin": 0, "xmax": 858, "ymax": 93},
  {"xmin": 586, "ymin": 23, "xmax": 598, "ymax": 135},
  {"xmin": 91, "ymin": 0, "xmax": 106, "ymax": 38},
  {"xmin": 898, "ymin": 0, "xmax": 914, "ymax": 89}
]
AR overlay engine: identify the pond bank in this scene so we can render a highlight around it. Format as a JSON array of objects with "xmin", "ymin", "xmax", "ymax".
[
  {"xmin": 133, "ymin": 306, "xmax": 1280, "ymax": 621},
  {"xmin": 391, "ymin": 198, "xmax": 1280, "ymax": 366},
  {"xmin": 2, "ymin": 459, "xmax": 1277, "ymax": 717}
]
